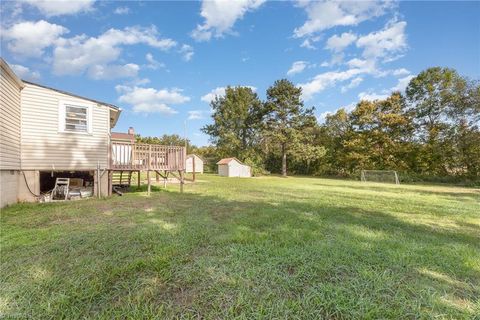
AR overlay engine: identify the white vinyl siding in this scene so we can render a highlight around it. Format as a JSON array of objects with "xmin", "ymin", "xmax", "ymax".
[
  {"xmin": 21, "ymin": 83, "xmax": 110, "ymax": 170},
  {"xmin": 0, "ymin": 64, "xmax": 22, "ymax": 170}
]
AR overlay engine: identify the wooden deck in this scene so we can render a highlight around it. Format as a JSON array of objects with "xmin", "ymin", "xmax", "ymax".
[{"xmin": 110, "ymin": 142, "xmax": 186, "ymax": 171}]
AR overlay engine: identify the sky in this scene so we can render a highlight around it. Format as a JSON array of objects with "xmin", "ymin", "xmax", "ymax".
[{"xmin": 1, "ymin": 0, "xmax": 479, "ymax": 146}]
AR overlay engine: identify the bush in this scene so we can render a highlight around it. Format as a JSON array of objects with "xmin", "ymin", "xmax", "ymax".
[{"xmin": 243, "ymin": 158, "xmax": 270, "ymax": 176}]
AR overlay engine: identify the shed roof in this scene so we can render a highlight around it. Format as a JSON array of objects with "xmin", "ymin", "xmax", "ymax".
[
  {"xmin": 187, "ymin": 154, "xmax": 205, "ymax": 161},
  {"xmin": 216, "ymin": 157, "xmax": 244, "ymax": 165}
]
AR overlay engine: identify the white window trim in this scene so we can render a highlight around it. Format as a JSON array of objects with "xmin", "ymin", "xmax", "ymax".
[{"xmin": 58, "ymin": 100, "xmax": 93, "ymax": 134}]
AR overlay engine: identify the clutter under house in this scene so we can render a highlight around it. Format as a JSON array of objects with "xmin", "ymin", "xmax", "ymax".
[{"xmin": 39, "ymin": 171, "xmax": 94, "ymax": 202}]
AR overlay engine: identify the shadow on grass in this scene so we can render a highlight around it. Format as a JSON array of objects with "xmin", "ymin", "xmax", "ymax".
[
  {"xmin": 1, "ymin": 187, "xmax": 479, "ymax": 319},
  {"xmin": 312, "ymin": 182, "xmax": 480, "ymax": 200}
]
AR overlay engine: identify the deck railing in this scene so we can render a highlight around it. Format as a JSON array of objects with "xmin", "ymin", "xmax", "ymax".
[{"xmin": 110, "ymin": 142, "xmax": 186, "ymax": 171}]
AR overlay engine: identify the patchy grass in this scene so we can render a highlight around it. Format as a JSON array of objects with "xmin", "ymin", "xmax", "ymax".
[{"xmin": 1, "ymin": 175, "xmax": 479, "ymax": 319}]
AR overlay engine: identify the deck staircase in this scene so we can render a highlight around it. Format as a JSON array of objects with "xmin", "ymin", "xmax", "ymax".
[{"xmin": 111, "ymin": 171, "xmax": 132, "ymax": 187}]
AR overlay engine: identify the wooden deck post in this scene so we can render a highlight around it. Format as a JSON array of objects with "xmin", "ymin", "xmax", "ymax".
[
  {"xmin": 147, "ymin": 170, "xmax": 151, "ymax": 195},
  {"xmin": 179, "ymin": 170, "xmax": 184, "ymax": 193},
  {"xmin": 137, "ymin": 170, "xmax": 141, "ymax": 188},
  {"xmin": 96, "ymin": 161, "xmax": 101, "ymax": 198},
  {"xmin": 108, "ymin": 170, "xmax": 113, "ymax": 196}
]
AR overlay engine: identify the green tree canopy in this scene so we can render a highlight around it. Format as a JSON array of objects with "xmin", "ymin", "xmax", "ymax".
[
  {"xmin": 202, "ymin": 86, "xmax": 265, "ymax": 162},
  {"xmin": 264, "ymin": 79, "xmax": 318, "ymax": 176}
]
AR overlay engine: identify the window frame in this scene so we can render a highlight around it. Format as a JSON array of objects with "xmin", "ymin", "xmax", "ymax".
[{"xmin": 58, "ymin": 100, "xmax": 93, "ymax": 134}]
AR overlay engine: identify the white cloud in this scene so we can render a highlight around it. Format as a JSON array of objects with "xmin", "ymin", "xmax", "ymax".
[
  {"xmin": 179, "ymin": 44, "xmax": 194, "ymax": 61},
  {"xmin": 320, "ymin": 52, "xmax": 346, "ymax": 67},
  {"xmin": 358, "ymin": 74, "xmax": 415, "ymax": 101},
  {"xmin": 299, "ymin": 68, "xmax": 364, "ymax": 100},
  {"xmin": 317, "ymin": 102, "xmax": 356, "ymax": 123},
  {"xmin": 9, "ymin": 63, "xmax": 41, "ymax": 80},
  {"xmin": 24, "ymin": 0, "xmax": 96, "ymax": 17},
  {"xmin": 53, "ymin": 26, "xmax": 176, "ymax": 77},
  {"xmin": 114, "ymin": 6, "xmax": 130, "ymax": 15},
  {"xmin": 325, "ymin": 32, "xmax": 357, "ymax": 52},
  {"xmin": 358, "ymin": 91, "xmax": 389, "ymax": 101},
  {"xmin": 356, "ymin": 20, "xmax": 407, "ymax": 61},
  {"xmin": 287, "ymin": 61, "xmax": 308, "ymax": 76},
  {"xmin": 299, "ymin": 19, "xmax": 410, "ymax": 101},
  {"xmin": 391, "ymin": 75, "xmax": 414, "ymax": 92},
  {"xmin": 392, "ymin": 68, "xmax": 410, "ymax": 76},
  {"xmin": 87, "ymin": 63, "xmax": 139, "ymax": 80},
  {"xmin": 300, "ymin": 35, "xmax": 321, "ymax": 50},
  {"xmin": 2, "ymin": 20, "xmax": 68, "ymax": 57},
  {"xmin": 201, "ymin": 87, "xmax": 227, "ymax": 103},
  {"xmin": 191, "ymin": 0, "xmax": 266, "ymax": 41},
  {"xmin": 145, "ymin": 53, "xmax": 165, "ymax": 70},
  {"xmin": 188, "ymin": 110, "xmax": 209, "ymax": 120},
  {"xmin": 116, "ymin": 85, "xmax": 190, "ymax": 114},
  {"xmin": 201, "ymin": 85, "xmax": 257, "ymax": 103},
  {"xmin": 341, "ymin": 76, "xmax": 363, "ymax": 93},
  {"xmin": 294, "ymin": 1, "xmax": 393, "ymax": 38},
  {"xmin": 300, "ymin": 39, "xmax": 316, "ymax": 50},
  {"xmin": 128, "ymin": 78, "xmax": 151, "ymax": 86}
]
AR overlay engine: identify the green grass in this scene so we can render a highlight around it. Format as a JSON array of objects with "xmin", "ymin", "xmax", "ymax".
[{"xmin": 1, "ymin": 175, "xmax": 479, "ymax": 319}]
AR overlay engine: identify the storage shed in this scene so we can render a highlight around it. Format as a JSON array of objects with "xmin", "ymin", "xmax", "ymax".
[
  {"xmin": 186, "ymin": 154, "xmax": 204, "ymax": 174},
  {"xmin": 216, "ymin": 158, "xmax": 251, "ymax": 177}
]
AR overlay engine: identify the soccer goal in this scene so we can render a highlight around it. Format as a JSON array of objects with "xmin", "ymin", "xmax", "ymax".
[{"xmin": 360, "ymin": 170, "xmax": 400, "ymax": 185}]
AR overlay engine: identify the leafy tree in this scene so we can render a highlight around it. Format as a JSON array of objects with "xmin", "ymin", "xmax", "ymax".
[
  {"xmin": 347, "ymin": 93, "xmax": 413, "ymax": 172},
  {"xmin": 202, "ymin": 86, "xmax": 265, "ymax": 163},
  {"xmin": 264, "ymin": 79, "xmax": 317, "ymax": 176},
  {"xmin": 406, "ymin": 67, "xmax": 468, "ymax": 175}
]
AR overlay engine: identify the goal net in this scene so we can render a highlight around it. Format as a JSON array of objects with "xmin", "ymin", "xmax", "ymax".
[{"xmin": 360, "ymin": 170, "xmax": 400, "ymax": 184}]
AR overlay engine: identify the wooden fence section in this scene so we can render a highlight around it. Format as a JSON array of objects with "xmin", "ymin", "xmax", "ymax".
[{"xmin": 110, "ymin": 142, "xmax": 186, "ymax": 171}]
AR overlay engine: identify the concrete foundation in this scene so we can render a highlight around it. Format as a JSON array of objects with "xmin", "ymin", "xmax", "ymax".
[
  {"xmin": 1, "ymin": 169, "xmax": 110, "ymax": 208},
  {"xmin": 17, "ymin": 170, "xmax": 40, "ymax": 203},
  {"xmin": 0, "ymin": 170, "xmax": 20, "ymax": 208}
]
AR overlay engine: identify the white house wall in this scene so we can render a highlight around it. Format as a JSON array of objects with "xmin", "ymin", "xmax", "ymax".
[
  {"xmin": 20, "ymin": 83, "xmax": 111, "ymax": 170},
  {"xmin": 0, "ymin": 63, "xmax": 22, "ymax": 170}
]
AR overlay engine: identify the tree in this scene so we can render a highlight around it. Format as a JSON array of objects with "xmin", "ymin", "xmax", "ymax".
[
  {"xmin": 319, "ymin": 108, "xmax": 352, "ymax": 176},
  {"xmin": 264, "ymin": 79, "xmax": 317, "ymax": 176},
  {"xmin": 202, "ymin": 86, "xmax": 265, "ymax": 162},
  {"xmin": 406, "ymin": 67, "xmax": 468, "ymax": 175},
  {"xmin": 135, "ymin": 134, "xmax": 195, "ymax": 153},
  {"xmin": 347, "ymin": 93, "xmax": 413, "ymax": 172}
]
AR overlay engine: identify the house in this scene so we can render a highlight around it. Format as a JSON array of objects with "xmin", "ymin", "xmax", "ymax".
[
  {"xmin": 186, "ymin": 154, "xmax": 204, "ymax": 174},
  {"xmin": 216, "ymin": 158, "xmax": 251, "ymax": 177},
  {"xmin": 0, "ymin": 58, "xmax": 186, "ymax": 207}
]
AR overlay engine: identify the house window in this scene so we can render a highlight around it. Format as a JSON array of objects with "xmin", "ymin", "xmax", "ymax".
[
  {"xmin": 59, "ymin": 101, "xmax": 92, "ymax": 134},
  {"xmin": 65, "ymin": 105, "xmax": 88, "ymax": 132}
]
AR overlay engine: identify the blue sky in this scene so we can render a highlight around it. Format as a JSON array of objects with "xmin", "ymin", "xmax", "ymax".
[{"xmin": 1, "ymin": 0, "xmax": 479, "ymax": 146}]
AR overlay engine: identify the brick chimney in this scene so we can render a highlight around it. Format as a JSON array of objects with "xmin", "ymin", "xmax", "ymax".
[{"xmin": 128, "ymin": 127, "xmax": 134, "ymax": 135}]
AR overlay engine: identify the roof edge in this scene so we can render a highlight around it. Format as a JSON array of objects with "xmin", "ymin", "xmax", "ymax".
[
  {"xmin": 22, "ymin": 80, "xmax": 120, "ymax": 110},
  {"xmin": 1, "ymin": 58, "xmax": 25, "ymax": 89}
]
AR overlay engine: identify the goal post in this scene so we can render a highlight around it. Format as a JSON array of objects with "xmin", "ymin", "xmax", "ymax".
[{"xmin": 361, "ymin": 170, "xmax": 400, "ymax": 185}]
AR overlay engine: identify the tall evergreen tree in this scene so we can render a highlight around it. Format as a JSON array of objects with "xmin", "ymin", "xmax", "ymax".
[{"xmin": 264, "ymin": 79, "xmax": 317, "ymax": 176}]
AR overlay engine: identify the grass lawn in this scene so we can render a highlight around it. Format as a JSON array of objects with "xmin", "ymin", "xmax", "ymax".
[{"xmin": 1, "ymin": 175, "xmax": 479, "ymax": 319}]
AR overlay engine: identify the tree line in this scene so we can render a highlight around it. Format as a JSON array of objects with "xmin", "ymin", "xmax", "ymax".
[{"xmin": 139, "ymin": 67, "xmax": 480, "ymax": 183}]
